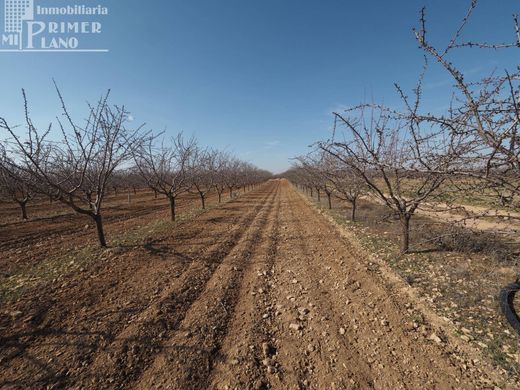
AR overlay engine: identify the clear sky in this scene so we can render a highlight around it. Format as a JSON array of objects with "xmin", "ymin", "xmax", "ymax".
[{"xmin": 0, "ymin": 0, "xmax": 518, "ymax": 173}]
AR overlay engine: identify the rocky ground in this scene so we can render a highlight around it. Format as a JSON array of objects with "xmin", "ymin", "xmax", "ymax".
[{"xmin": 0, "ymin": 180, "xmax": 516, "ymax": 389}]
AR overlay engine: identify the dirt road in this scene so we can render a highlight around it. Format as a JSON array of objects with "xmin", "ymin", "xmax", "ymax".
[{"xmin": 0, "ymin": 180, "xmax": 510, "ymax": 389}]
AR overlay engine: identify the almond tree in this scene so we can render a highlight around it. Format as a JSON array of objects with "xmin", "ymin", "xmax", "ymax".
[
  {"xmin": 321, "ymin": 155, "xmax": 365, "ymax": 221},
  {"xmin": 0, "ymin": 149, "xmax": 33, "ymax": 220},
  {"xmin": 413, "ymin": 1, "xmax": 520, "ymax": 209},
  {"xmin": 213, "ymin": 152, "xmax": 230, "ymax": 203},
  {"xmin": 319, "ymin": 102, "xmax": 465, "ymax": 253},
  {"xmin": 224, "ymin": 158, "xmax": 244, "ymax": 199},
  {"xmin": 0, "ymin": 86, "xmax": 144, "ymax": 247},
  {"xmin": 284, "ymin": 166, "xmax": 316, "ymax": 196},
  {"xmin": 296, "ymin": 153, "xmax": 336, "ymax": 209},
  {"xmin": 133, "ymin": 134, "xmax": 196, "ymax": 221},
  {"xmin": 189, "ymin": 147, "xmax": 218, "ymax": 209},
  {"xmin": 209, "ymin": 154, "xmax": 270, "ymax": 202}
]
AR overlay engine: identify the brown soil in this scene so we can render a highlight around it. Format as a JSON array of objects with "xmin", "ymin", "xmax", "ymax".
[
  {"xmin": 0, "ymin": 180, "xmax": 515, "ymax": 389},
  {"xmin": 0, "ymin": 189, "xmax": 223, "ymax": 278}
]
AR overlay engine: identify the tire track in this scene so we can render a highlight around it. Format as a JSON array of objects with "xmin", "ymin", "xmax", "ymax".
[
  {"xmin": 133, "ymin": 181, "xmax": 281, "ymax": 389},
  {"xmin": 82, "ymin": 183, "xmax": 279, "ymax": 388},
  {"xmin": 208, "ymin": 182, "xmax": 282, "ymax": 390},
  {"xmin": 273, "ymin": 186, "xmax": 377, "ymax": 389},
  {"xmin": 278, "ymin": 183, "xmax": 481, "ymax": 389},
  {"xmin": 0, "ymin": 184, "xmax": 272, "ymax": 389}
]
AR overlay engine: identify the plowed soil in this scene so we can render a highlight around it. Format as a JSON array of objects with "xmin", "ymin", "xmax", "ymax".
[{"xmin": 0, "ymin": 180, "xmax": 513, "ymax": 389}]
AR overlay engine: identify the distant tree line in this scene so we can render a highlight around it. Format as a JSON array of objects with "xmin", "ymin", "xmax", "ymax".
[
  {"xmin": 0, "ymin": 83, "xmax": 271, "ymax": 247},
  {"xmin": 285, "ymin": 0, "xmax": 519, "ymax": 254}
]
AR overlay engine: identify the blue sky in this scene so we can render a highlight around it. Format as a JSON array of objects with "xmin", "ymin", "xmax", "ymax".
[{"xmin": 0, "ymin": 0, "xmax": 518, "ymax": 173}]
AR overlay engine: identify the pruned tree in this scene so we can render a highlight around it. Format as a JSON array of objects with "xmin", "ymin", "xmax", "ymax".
[
  {"xmin": 321, "ymin": 155, "xmax": 365, "ymax": 221},
  {"xmin": 319, "ymin": 101, "xmax": 466, "ymax": 253},
  {"xmin": 224, "ymin": 158, "xmax": 244, "ymax": 199},
  {"xmin": 189, "ymin": 147, "xmax": 218, "ymax": 209},
  {"xmin": 295, "ymin": 153, "xmax": 336, "ymax": 209},
  {"xmin": 133, "ymin": 133, "xmax": 196, "ymax": 221},
  {"xmin": 413, "ymin": 1, "xmax": 520, "ymax": 209},
  {"xmin": 212, "ymin": 151, "xmax": 231, "ymax": 203},
  {"xmin": 0, "ymin": 148, "xmax": 33, "ymax": 220},
  {"xmin": 206, "ymin": 153, "xmax": 271, "ymax": 203},
  {"xmin": 0, "ymin": 85, "xmax": 144, "ymax": 246}
]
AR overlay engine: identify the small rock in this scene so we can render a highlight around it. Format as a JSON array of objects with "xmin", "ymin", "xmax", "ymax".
[
  {"xmin": 429, "ymin": 333, "xmax": 442, "ymax": 344},
  {"xmin": 298, "ymin": 307, "xmax": 309, "ymax": 315},
  {"xmin": 262, "ymin": 358, "xmax": 274, "ymax": 367},
  {"xmin": 339, "ymin": 327, "xmax": 346, "ymax": 335},
  {"xmin": 289, "ymin": 323, "xmax": 302, "ymax": 331},
  {"xmin": 262, "ymin": 342, "xmax": 272, "ymax": 357},
  {"xmin": 10, "ymin": 311, "xmax": 23, "ymax": 319}
]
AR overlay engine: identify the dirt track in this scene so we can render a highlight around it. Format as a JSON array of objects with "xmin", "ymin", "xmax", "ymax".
[{"xmin": 0, "ymin": 180, "xmax": 511, "ymax": 389}]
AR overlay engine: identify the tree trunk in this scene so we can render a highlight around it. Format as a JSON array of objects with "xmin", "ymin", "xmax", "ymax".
[
  {"xmin": 94, "ymin": 214, "xmax": 107, "ymax": 247},
  {"xmin": 154, "ymin": 189, "xmax": 158, "ymax": 199},
  {"xmin": 350, "ymin": 199, "xmax": 357, "ymax": 222},
  {"xmin": 229, "ymin": 187, "xmax": 233, "ymax": 199},
  {"xmin": 133, "ymin": 186, "xmax": 137, "ymax": 195},
  {"xmin": 169, "ymin": 195, "xmax": 176, "ymax": 221},
  {"xmin": 400, "ymin": 215, "xmax": 411, "ymax": 254},
  {"xmin": 327, "ymin": 193, "xmax": 332, "ymax": 209},
  {"xmin": 310, "ymin": 188, "xmax": 314, "ymax": 197},
  {"xmin": 200, "ymin": 193, "xmax": 206, "ymax": 209},
  {"xmin": 218, "ymin": 192, "xmax": 222, "ymax": 203},
  {"xmin": 19, "ymin": 201, "xmax": 28, "ymax": 220},
  {"xmin": 317, "ymin": 189, "xmax": 321, "ymax": 202}
]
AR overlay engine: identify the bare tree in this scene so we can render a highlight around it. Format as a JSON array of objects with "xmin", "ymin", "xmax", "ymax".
[
  {"xmin": 413, "ymin": 1, "xmax": 520, "ymax": 209},
  {"xmin": 208, "ymin": 153, "xmax": 271, "ymax": 202},
  {"xmin": 133, "ymin": 133, "xmax": 196, "ymax": 221},
  {"xmin": 189, "ymin": 147, "xmax": 218, "ymax": 209},
  {"xmin": 224, "ymin": 158, "xmax": 244, "ymax": 199},
  {"xmin": 0, "ymin": 148, "xmax": 33, "ymax": 220},
  {"xmin": 321, "ymin": 155, "xmax": 365, "ymax": 221},
  {"xmin": 319, "ymin": 102, "xmax": 465, "ymax": 253},
  {"xmin": 213, "ymin": 151, "xmax": 230, "ymax": 203},
  {"xmin": 0, "ymin": 85, "xmax": 144, "ymax": 246},
  {"xmin": 296, "ymin": 153, "xmax": 336, "ymax": 209}
]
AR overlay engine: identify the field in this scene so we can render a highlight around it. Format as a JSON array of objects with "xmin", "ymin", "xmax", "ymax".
[{"xmin": 0, "ymin": 179, "xmax": 517, "ymax": 389}]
